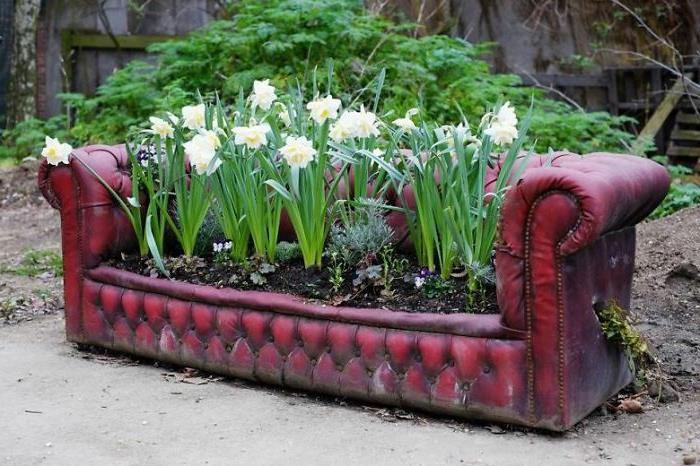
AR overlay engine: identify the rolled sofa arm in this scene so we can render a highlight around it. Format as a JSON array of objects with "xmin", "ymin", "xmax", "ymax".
[
  {"xmin": 38, "ymin": 144, "xmax": 137, "ymax": 269},
  {"xmin": 494, "ymin": 152, "xmax": 670, "ymax": 330}
]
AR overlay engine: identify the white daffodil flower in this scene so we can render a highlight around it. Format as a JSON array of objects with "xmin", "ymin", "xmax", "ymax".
[
  {"xmin": 484, "ymin": 102, "xmax": 518, "ymax": 146},
  {"xmin": 232, "ymin": 123, "xmax": 271, "ymax": 150},
  {"xmin": 495, "ymin": 101, "xmax": 517, "ymax": 127},
  {"xmin": 280, "ymin": 135, "xmax": 317, "ymax": 169},
  {"xmin": 250, "ymin": 79, "xmax": 277, "ymax": 111},
  {"xmin": 329, "ymin": 111, "xmax": 356, "ymax": 142},
  {"xmin": 485, "ymin": 122, "xmax": 518, "ymax": 146},
  {"xmin": 392, "ymin": 108, "xmax": 419, "ymax": 130},
  {"xmin": 148, "ymin": 116, "xmax": 175, "ymax": 139},
  {"xmin": 198, "ymin": 128, "xmax": 222, "ymax": 149},
  {"xmin": 276, "ymin": 103, "xmax": 292, "ymax": 127},
  {"xmin": 306, "ymin": 95, "xmax": 341, "ymax": 124},
  {"xmin": 352, "ymin": 106, "xmax": 380, "ymax": 139},
  {"xmin": 184, "ymin": 134, "xmax": 220, "ymax": 175},
  {"xmin": 41, "ymin": 136, "xmax": 72, "ymax": 166},
  {"xmin": 182, "ymin": 104, "xmax": 206, "ymax": 130}
]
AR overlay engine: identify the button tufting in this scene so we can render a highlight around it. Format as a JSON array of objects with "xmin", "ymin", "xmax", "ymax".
[
  {"xmin": 225, "ymin": 344, "xmax": 232, "ymax": 352},
  {"xmin": 483, "ymin": 365, "xmax": 491, "ymax": 374}
]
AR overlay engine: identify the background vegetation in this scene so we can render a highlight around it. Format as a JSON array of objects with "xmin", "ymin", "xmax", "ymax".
[{"xmin": 0, "ymin": 0, "xmax": 634, "ymax": 161}]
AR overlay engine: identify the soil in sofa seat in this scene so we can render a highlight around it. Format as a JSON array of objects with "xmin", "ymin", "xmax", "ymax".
[{"xmin": 107, "ymin": 254, "xmax": 498, "ymax": 315}]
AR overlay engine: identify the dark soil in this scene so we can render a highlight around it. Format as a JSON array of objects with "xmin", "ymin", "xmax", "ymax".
[
  {"xmin": 107, "ymin": 254, "xmax": 499, "ymax": 315},
  {"xmin": 631, "ymin": 205, "xmax": 700, "ymax": 394}
]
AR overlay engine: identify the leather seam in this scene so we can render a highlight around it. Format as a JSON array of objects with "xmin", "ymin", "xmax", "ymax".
[{"xmin": 523, "ymin": 189, "xmax": 582, "ymax": 426}]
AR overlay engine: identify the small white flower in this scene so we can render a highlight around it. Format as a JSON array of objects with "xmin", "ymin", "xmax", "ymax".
[
  {"xmin": 329, "ymin": 112, "xmax": 356, "ymax": 142},
  {"xmin": 148, "ymin": 116, "xmax": 175, "ymax": 139},
  {"xmin": 484, "ymin": 121, "xmax": 518, "ymax": 146},
  {"xmin": 352, "ymin": 106, "xmax": 380, "ymax": 139},
  {"xmin": 213, "ymin": 242, "xmax": 222, "ymax": 253},
  {"xmin": 484, "ymin": 102, "xmax": 518, "ymax": 146},
  {"xmin": 233, "ymin": 123, "xmax": 270, "ymax": 150},
  {"xmin": 280, "ymin": 136, "xmax": 317, "ymax": 169},
  {"xmin": 277, "ymin": 104, "xmax": 292, "ymax": 127},
  {"xmin": 41, "ymin": 136, "xmax": 72, "ymax": 166},
  {"xmin": 184, "ymin": 134, "xmax": 220, "ymax": 175},
  {"xmin": 392, "ymin": 108, "xmax": 419, "ymax": 131},
  {"xmin": 250, "ymin": 79, "xmax": 277, "ymax": 111},
  {"xmin": 224, "ymin": 241, "xmax": 232, "ymax": 250},
  {"xmin": 199, "ymin": 129, "xmax": 222, "ymax": 149},
  {"xmin": 414, "ymin": 276, "xmax": 426, "ymax": 289},
  {"xmin": 495, "ymin": 101, "xmax": 517, "ymax": 127},
  {"xmin": 372, "ymin": 148, "xmax": 383, "ymax": 157},
  {"xmin": 306, "ymin": 95, "xmax": 341, "ymax": 124},
  {"xmin": 182, "ymin": 104, "xmax": 206, "ymax": 130}
]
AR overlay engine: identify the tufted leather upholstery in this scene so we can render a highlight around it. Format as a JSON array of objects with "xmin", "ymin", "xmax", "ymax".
[{"xmin": 38, "ymin": 145, "xmax": 670, "ymax": 431}]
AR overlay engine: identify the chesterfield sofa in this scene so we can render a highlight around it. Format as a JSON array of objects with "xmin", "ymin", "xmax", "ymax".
[{"xmin": 39, "ymin": 144, "xmax": 669, "ymax": 431}]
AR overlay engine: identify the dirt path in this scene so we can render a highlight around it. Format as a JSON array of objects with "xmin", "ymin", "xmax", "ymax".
[{"xmin": 1, "ymin": 162, "xmax": 698, "ymax": 465}]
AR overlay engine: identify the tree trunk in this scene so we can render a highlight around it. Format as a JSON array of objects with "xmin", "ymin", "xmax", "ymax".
[{"xmin": 5, "ymin": 0, "xmax": 41, "ymax": 128}]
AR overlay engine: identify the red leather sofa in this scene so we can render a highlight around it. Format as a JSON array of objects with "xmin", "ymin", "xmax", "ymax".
[{"xmin": 39, "ymin": 144, "xmax": 670, "ymax": 431}]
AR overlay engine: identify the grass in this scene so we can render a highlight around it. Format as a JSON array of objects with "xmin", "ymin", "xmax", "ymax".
[{"xmin": 0, "ymin": 249, "xmax": 63, "ymax": 278}]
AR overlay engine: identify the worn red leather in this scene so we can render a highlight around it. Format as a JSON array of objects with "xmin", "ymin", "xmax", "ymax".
[{"xmin": 39, "ymin": 144, "xmax": 670, "ymax": 430}]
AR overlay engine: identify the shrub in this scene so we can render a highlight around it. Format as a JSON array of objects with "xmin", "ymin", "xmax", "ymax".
[
  {"xmin": 0, "ymin": 116, "xmax": 72, "ymax": 161},
  {"xmin": 649, "ymin": 161, "xmax": 700, "ymax": 219},
  {"xmin": 328, "ymin": 200, "xmax": 395, "ymax": 268},
  {"xmin": 2, "ymin": 0, "xmax": 634, "ymax": 162}
]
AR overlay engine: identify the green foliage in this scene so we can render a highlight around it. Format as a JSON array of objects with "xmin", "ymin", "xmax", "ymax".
[
  {"xmin": 276, "ymin": 241, "xmax": 301, "ymax": 262},
  {"xmin": 328, "ymin": 200, "xmax": 395, "ymax": 268},
  {"xmin": 41, "ymin": 0, "xmax": 631, "ymax": 156},
  {"xmin": 419, "ymin": 274, "xmax": 452, "ymax": 299},
  {"xmin": 374, "ymin": 103, "xmax": 530, "ymax": 284},
  {"xmin": 0, "ymin": 116, "xmax": 72, "ymax": 161},
  {"xmin": 649, "ymin": 161, "xmax": 700, "ymax": 219},
  {"xmin": 596, "ymin": 300, "xmax": 649, "ymax": 381},
  {"xmin": 0, "ymin": 249, "xmax": 63, "ymax": 277}
]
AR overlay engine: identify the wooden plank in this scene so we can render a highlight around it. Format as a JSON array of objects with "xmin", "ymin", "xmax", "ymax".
[
  {"xmin": 517, "ymin": 73, "xmax": 608, "ymax": 88},
  {"xmin": 636, "ymin": 78, "xmax": 686, "ymax": 141},
  {"xmin": 62, "ymin": 30, "xmax": 175, "ymax": 51},
  {"xmin": 671, "ymin": 129, "xmax": 700, "ymax": 141},
  {"xmin": 676, "ymin": 112, "xmax": 700, "ymax": 125},
  {"xmin": 667, "ymin": 144, "xmax": 700, "ymax": 157}
]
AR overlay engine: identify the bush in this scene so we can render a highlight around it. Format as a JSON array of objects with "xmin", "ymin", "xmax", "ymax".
[
  {"xmin": 0, "ymin": 0, "xmax": 634, "ymax": 161},
  {"xmin": 0, "ymin": 115, "xmax": 72, "ymax": 161},
  {"xmin": 649, "ymin": 162, "xmax": 700, "ymax": 219}
]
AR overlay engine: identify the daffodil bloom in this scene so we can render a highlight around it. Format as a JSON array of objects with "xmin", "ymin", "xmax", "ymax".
[
  {"xmin": 41, "ymin": 136, "xmax": 72, "ymax": 165},
  {"xmin": 250, "ymin": 79, "xmax": 277, "ymax": 111},
  {"xmin": 352, "ymin": 106, "xmax": 380, "ymax": 139},
  {"xmin": 485, "ymin": 121, "xmax": 518, "ymax": 146},
  {"xmin": 306, "ymin": 95, "xmax": 341, "ymax": 124},
  {"xmin": 184, "ymin": 134, "xmax": 220, "ymax": 175},
  {"xmin": 329, "ymin": 111, "xmax": 356, "ymax": 142},
  {"xmin": 233, "ymin": 123, "xmax": 270, "ymax": 150},
  {"xmin": 148, "ymin": 116, "xmax": 175, "ymax": 139},
  {"xmin": 392, "ymin": 108, "xmax": 419, "ymax": 130},
  {"xmin": 484, "ymin": 102, "xmax": 518, "ymax": 146},
  {"xmin": 198, "ymin": 128, "xmax": 222, "ymax": 149},
  {"xmin": 277, "ymin": 104, "xmax": 292, "ymax": 127},
  {"xmin": 280, "ymin": 135, "xmax": 316, "ymax": 169},
  {"xmin": 495, "ymin": 101, "xmax": 517, "ymax": 127},
  {"xmin": 182, "ymin": 104, "xmax": 206, "ymax": 130}
]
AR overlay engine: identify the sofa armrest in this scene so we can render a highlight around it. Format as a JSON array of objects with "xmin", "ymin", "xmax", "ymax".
[
  {"xmin": 38, "ymin": 144, "xmax": 137, "ymax": 268},
  {"xmin": 495, "ymin": 152, "xmax": 669, "ymax": 330}
]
